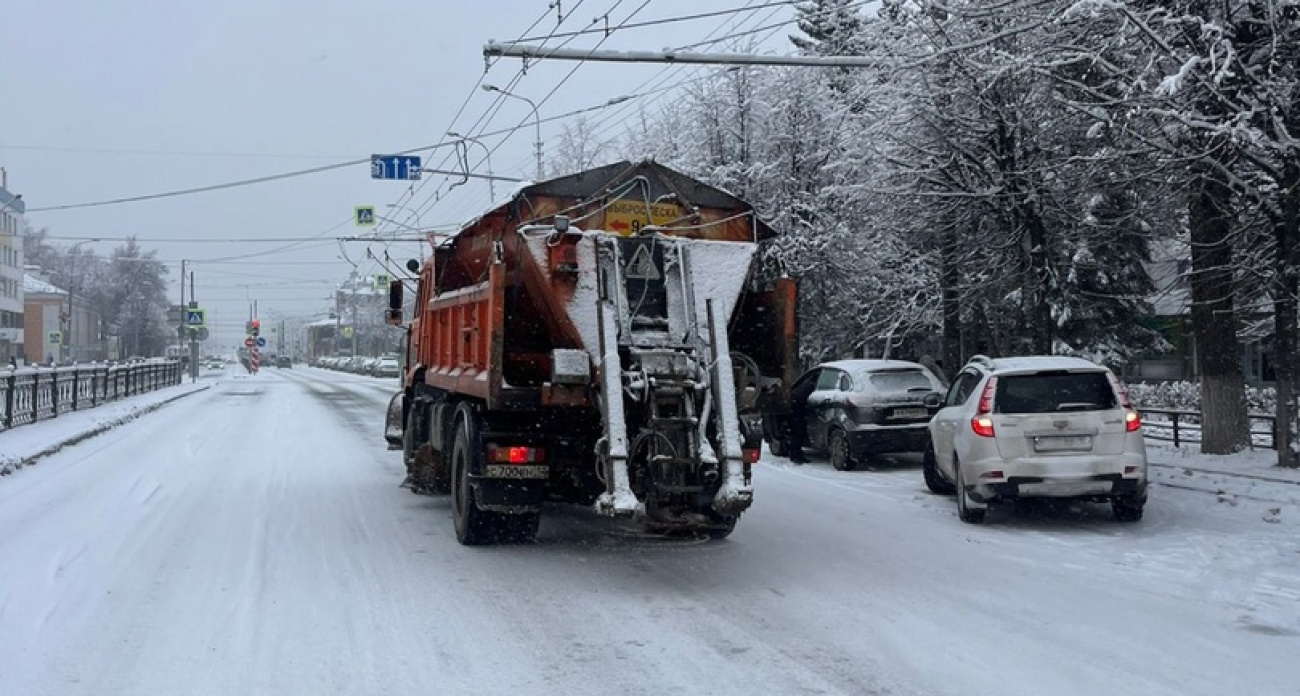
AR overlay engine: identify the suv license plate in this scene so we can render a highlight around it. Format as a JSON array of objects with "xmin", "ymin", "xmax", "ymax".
[
  {"xmin": 1033, "ymin": 435, "xmax": 1092, "ymax": 452},
  {"xmin": 892, "ymin": 408, "xmax": 928, "ymax": 419}
]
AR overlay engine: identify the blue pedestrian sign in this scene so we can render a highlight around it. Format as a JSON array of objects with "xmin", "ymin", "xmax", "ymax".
[
  {"xmin": 184, "ymin": 308, "xmax": 205, "ymax": 327},
  {"xmin": 371, "ymin": 154, "xmax": 422, "ymax": 181},
  {"xmin": 256, "ymin": 336, "xmax": 267, "ymax": 347},
  {"xmin": 355, "ymin": 206, "xmax": 375, "ymax": 227}
]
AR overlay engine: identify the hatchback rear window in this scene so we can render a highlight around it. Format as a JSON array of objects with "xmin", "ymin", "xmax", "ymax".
[
  {"xmin": 866, "ymin": 370, "xmax": 934, "ymax": 393},
  {"xmin": 994, "ymin": 372, "xmax": 1117, "ymax": 413}
]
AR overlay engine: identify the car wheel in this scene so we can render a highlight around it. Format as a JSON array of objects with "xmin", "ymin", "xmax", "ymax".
[
  {"xmin": 829, "ymin": 429, "xmax": 855, "ymax": 471},
  {"xmin": 768, "ymin": 438, "xmax": 787, "ymax": 458},
  {"xmin": 1112, "ymin": 495, "xmax": 1145, "ymax": 523},
  {"xmin": 922, "ymin": 442, "xmax": 955, "ymax": 495},
  {"xmin": 955, "ymin": 460, "xmax": 985, "ymax": 524}
]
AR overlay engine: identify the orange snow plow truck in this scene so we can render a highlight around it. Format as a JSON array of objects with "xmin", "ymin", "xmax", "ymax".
[{"xmin": 383, "ymin": 161, "xmax": 798, "ymax": 544}]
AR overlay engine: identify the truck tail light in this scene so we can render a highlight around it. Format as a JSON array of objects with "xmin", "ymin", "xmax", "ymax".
[
  {"xmin": 487, "ymin": 445, "xmax": 545, "ymax": 464},
  {"xmin": 1125, "ymin": 410, "xmax": 1141, "ymax": 432},
  {"xmin": 971, "ymin": 377, "xmax": 997, "ymax": 437},
  {"xmin": 742, "ymin": 446, "xmax": 760, "ymax": 465}
]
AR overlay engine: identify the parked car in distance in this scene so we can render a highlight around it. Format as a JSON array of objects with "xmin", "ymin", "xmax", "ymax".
[
  {"xmin": 276, "ymin": 355, "xmax": 292, "ymax": 368},
  {"xmin": 373, "ymin": 357, "xmax": 401, "ymax": 378},
  {"xmin": 764, "ymin": 359, "xmax": 946, "ymax": 470},
  {"xmin": 923, "ymin": 355, "xmax": 1148, "ymax": 524}
]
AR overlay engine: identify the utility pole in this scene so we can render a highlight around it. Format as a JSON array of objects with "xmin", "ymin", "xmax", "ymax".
[
  {"xmin": 189, "ymin": 270, "xmax": 199, "ymax": 382},
  {"xmin": 351, "ymin": 278, "xmax": 359, "ymax": 357},
  {"xmin": 179, "ymin": 258, "xmax": 187, "ymax": 360}
]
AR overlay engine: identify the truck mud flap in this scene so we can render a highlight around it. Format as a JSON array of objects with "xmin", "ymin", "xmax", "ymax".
[{"xmin": 384, "ymin": 392, "xmax": 404, "ymax": 450}]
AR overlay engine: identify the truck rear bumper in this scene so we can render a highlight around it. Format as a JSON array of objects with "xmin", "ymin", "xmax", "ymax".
[{"xmin": 471, "ymin": 475, "xmax": 547, "ymax": 513}]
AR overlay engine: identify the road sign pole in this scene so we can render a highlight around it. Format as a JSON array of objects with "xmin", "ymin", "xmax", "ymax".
[
  {"xmin": 189, "ymin": 269, "xmax": 199, "ymax": 382},
  {"xmin": 179, "ymin": 259, "xmax": 186, "ymax": 361}
]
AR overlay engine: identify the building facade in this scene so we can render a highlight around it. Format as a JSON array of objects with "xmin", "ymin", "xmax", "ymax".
[
  {"xmin": 22, "ymin": 271, "xmax": 106, "ymax": 365},
  {"xmin": 0, "ymin": 174, "xmax": 25, "ymax": 364},
  {"xmin": 23, "ymin": 272, "xmax": 66, "ymax": 364}
]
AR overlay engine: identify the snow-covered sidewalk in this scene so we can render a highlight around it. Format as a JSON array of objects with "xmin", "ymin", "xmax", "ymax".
[
  {"xmin": 0, "ymin": 380, "xmax": 211, "ymax": 475},
  {"xmin": 1147, "ymin": 445, "xmax": 1300, "ymax": 513}
]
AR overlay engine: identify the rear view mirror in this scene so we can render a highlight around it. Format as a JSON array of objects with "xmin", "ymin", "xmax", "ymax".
[
  {"xmin": 386, "ymin": 280, "xmax": 404, "ymax": 326},
  {"xmin": 406, "ymin": 258, "xmax": 420, "ymax": 273},
  {"xmin": 924, "ymin": 393, "xmax": 942, "ymax": 409}
]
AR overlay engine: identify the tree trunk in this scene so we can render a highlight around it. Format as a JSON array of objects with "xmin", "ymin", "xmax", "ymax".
[
  {"xmin": 1189, "ymin": 169, "xmax": 1249, "ymax": 454},
  {"xmin": 941, "ymin": 223, "xmax": 963, "ymax": 375},
  {"xmin": 1274, "ymin": 285, "xmax": 1298, "ymax": 466},
  {"xmin": 1024, "ymin": 208, "xmax": 1054, "ymax": 355},
  {"xmin": 1274, "ymin": 162, "xmax": 1300, "ymax": 467}
]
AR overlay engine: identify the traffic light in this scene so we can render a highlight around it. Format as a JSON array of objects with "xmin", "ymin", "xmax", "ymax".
[{"xmin": 250, "ymin": 319, "xmax": 261, "ymax": 337}]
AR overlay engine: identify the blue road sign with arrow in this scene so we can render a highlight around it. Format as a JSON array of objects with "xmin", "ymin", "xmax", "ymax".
[
  {"xmin": 256, "ymin": 336, "xmax": 267, "ymax": 347},
  {"xmin": 370, "ymin": 155, "xmax": 422, "ymax": 180}
]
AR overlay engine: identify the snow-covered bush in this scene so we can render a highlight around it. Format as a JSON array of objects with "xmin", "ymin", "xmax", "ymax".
[{"xmin": 1126, "ymin": 380, "xmax": 1276, "ymax": 415}]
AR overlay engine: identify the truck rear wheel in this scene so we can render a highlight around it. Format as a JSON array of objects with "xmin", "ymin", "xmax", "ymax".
[{"xmin": 451, "ymin": 409, "xmax": 497, "ymax": 545}]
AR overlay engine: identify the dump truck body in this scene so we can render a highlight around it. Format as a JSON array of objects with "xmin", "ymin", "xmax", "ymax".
[{"xmin": 385, "ymin": 161, "xmax": 797, "ymax": 544}]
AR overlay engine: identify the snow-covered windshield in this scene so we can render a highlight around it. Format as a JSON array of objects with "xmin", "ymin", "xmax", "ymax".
[{"xmin": 866, "ymin": 370, "xmax": 934, "ymax": 393}]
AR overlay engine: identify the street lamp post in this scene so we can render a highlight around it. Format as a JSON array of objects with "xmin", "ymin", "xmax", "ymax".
[
  {"xmin": 482, "ymin": 84, "xmax": 543, "ymax": 180},
  {"xmin": 447, "ymin": 132, "xmax": 497, "ymax": 200},
  {"xmin": 65, "ymin": 239, "xmax": 99, "ymax": 363}
]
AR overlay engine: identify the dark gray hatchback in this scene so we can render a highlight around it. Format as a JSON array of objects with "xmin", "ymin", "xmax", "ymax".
[{"xmin": 765, "ymin": 359, "xmax": 946, "ymax": 470}]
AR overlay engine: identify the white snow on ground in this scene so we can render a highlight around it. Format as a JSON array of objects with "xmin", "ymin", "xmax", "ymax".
[
  {"xmin": 0, "ymin": 368, "xmax": 1297, "ymax": 696},
  {"xmin": 0, "ymin": 379, "xmax": 211, "ymax": 474}
]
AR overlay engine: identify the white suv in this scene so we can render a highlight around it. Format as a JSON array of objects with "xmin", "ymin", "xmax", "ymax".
[{"xmin": 923, "ymin": 355, "xmax": 1147, "ymax": 524}]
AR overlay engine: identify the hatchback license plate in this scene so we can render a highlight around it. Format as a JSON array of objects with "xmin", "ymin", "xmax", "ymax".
[
  {"xmin": 1033, "ymin": 435, "xmax": 1092, "ymax": 452},
  {"xmin": 891, "ymin": 407, "xmax": 928, "ymax": 419}
]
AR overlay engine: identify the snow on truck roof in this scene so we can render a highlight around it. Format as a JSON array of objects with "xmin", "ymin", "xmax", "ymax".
[{"xmin": 461, "ymin": 160, "xmax": 778, "ymax": 241}]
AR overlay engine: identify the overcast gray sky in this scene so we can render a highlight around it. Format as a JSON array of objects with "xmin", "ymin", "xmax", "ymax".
[{"xmin": 1, "ymin": 0, "xmax": 796, "ymax": 348}]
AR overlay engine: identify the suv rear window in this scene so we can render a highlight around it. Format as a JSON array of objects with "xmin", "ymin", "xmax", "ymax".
[
  {"xmin": 994, "ymin": 372, "xmax": 1118, "ymax": 414},
  {"xmin": 867, "ymin": 370, "xmax": 933, "ymax": 393}
]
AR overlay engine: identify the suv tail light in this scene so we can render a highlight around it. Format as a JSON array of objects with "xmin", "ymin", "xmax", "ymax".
[
  {"xmin": 1106, "ymin": 372, "xmax": 1133, "ymax": 408},
  {"xmin": 1107, "ymin": 372, "xmax": 1142, "ymax": 432},
  {"xmin": 970, "ymin": 377, "xmax": 997, "ymax": 437}
]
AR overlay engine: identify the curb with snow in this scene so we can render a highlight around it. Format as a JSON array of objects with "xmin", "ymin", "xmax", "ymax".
[{"xmin": 0, "ymin": 384, "xmax": 211, "ymax": 477}]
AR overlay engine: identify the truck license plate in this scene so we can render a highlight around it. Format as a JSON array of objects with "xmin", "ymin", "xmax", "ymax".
[{"xmin": 484, "ymin": 465, "xmax": 550, "ymax": 479}]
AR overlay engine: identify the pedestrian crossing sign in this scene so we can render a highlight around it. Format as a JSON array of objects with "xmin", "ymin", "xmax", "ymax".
[{"xmin": 355, "ymin": 206, "xmax": 376, "ymax": 227}]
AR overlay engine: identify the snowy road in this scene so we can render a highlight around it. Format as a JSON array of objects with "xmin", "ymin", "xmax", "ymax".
[{"xmin": 2, "ymin": 367, "xmax": 1298, "ymax": 696}]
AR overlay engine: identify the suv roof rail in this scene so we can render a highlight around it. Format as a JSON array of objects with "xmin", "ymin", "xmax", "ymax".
[{"xmin": 967, "ymin": 354, "xmax": 995, "ymax": 368}]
